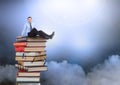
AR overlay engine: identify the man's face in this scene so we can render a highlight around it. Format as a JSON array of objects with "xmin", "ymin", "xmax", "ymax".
[{"xmin": 27, "ymin": 18, "xmax": 32, "ymax": 23}]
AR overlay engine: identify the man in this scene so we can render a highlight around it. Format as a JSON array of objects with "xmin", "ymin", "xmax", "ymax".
[{"xmin": 18, "ymin": 16, "xmax": 54, "ymax": 39}]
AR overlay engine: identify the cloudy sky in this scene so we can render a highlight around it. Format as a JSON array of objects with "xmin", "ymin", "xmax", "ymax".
[{"xmin": 0, "ymin": 0, "xmax": 120, "ymax": 71}]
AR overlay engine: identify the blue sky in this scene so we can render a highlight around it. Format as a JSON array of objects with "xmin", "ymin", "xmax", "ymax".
[{"xmin": 0, "ymin": 0, "xmax": 120, "ymax": 70}]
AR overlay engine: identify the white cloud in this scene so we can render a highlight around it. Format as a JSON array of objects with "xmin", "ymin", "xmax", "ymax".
[
  {"xmin": 1, "ymin": 55, "xmax": 120, "ymax": 85},
  {"xmin": 0, "ymin": 65, "xmax": 17, "ymax": 82}
]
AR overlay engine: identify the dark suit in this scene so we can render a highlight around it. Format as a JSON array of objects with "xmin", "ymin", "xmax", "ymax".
[{"xmin": 28, "ymin": 28, "xmax": 50, "ymax": 39}]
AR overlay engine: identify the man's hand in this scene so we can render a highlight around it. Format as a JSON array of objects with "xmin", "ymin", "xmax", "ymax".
[{"xmin": 17, "ymin": 36, "xmax": 22, "ymax": 38}]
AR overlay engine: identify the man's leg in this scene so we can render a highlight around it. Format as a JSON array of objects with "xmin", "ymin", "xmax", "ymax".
[
  {"xmin": 38, "ymin": 30, "xmax": 54, "ymax": 39},
  {"xmin": 28, "ymin": 28, "xmax": 38, "ymax": 37}
]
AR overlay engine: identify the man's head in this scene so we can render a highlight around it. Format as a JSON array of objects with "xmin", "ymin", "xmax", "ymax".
[{"xmin": 27, "ymin": 16, "xmax": 32, "ymax": 23}]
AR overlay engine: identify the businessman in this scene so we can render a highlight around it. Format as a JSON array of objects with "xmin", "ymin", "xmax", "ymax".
[{"xmin": 18, "ymin": 16, "xmax": 54, "ymax": 39}]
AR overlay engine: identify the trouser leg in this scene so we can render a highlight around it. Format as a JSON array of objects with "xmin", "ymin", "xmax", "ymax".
[
  {"xmin": 28, "ymin": 28, "xmax": 38, "ymax": 37},
  {"xmin": 38, "ymin": 30, "xmax": 50, "ymax": 38}
]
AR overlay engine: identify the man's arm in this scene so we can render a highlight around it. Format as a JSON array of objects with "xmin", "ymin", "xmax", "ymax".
[
  {"xmin": 21, "ymin": 24, "xmax": 27, "ymax": 36},
  {"xmin": 17, "ymin": 24, "xmax": 27, "ymax": 38}
]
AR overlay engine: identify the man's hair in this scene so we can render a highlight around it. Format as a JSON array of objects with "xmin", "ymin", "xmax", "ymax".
[{"xmin": 27, "ymin": 16, "xmax": 32, "ymax": 19}]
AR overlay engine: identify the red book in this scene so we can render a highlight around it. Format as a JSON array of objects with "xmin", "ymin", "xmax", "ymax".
[
  {"xmin": 13, "ymin": 42, "xmax": 27, "ymax": 47},
  {"xmin": 18, "ymin": 70, "xmax": 27, "ymax": 72},
  {"xmin": 17, "ymin": 70, "xmax": 27, "ymax": 76},
  {"xmin": 15, "ymin": 46, "xmax": 25, "ymax": 52}
]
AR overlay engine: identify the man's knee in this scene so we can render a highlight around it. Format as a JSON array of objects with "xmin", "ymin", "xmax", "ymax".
[
  {"xmin": 39, "ymin": 30, "xmax": 44, "ymax": 34},
  {"xmin": 32, "ymin": 28, "xmax": 37, "ymax": 31},
  {"xmin": 31, "ymin": 28, "xmax": 38, "ymax": 33}
]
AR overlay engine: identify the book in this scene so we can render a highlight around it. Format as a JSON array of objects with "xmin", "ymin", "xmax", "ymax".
[
  {"xmin": 16, "ymin": 51, "xmax": 46, "ymax": 57},
  {"xmin": 15, "ymin": 64, "xmax": 28, "ymax": 71},
  {"xmin": 13, "ymin": 42, "xmax": 27, "ymax": 47},
  {"xmin": 15, "ymin": 56, "xmax": 46, "ymax": 61},
  {"xmin": 24, "ymin": 47, "xmax": 45, "ymax": 52},
  {"xmin": 27, "ymin": 66, "xmax": 47, "ymax": 72},
  {"xmin": 27, "ymin": 42, "xmax": 46, "ymax": 47},
  {"xmin": 16, "ymin": 77, "xmax": 40, "ymax": 82},
  {"xmin": 16, "ymin": 37, "xmax": 47, "ymax": 42},
  {"xmin": 17, "ymin": 72, "xmax": 40, "ymax": 77},
  {"xmin": 14, "ymin": 42, "xmax": 46, "ymax": 47},
  {"xmin": 18, "ymin": 61, "xmax": 45, "ymax": 66},
  {"xmin": 18, "ymin": 70, "xmax": 27, "ymax": 72},
  {"xmin": 17, "ymin": 83, "xmax": 41, "ymax": 85},
  {"xmin": 15, "ymin": 47, "xmax": 25, "ymax": 52},
  {"xmin": 16, "ymin": 64, "xmax": 47, "ymax": 72}
]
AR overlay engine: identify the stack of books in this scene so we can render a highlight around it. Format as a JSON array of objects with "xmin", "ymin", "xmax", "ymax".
[{"xmin": 13, "ymin": 37, "xmax": 48, "ymax": 85}]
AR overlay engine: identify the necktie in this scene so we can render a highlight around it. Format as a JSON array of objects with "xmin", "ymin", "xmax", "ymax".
[{"xmin": 29, "ymin": 22, "xmax": 32, "ymax": 31}]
